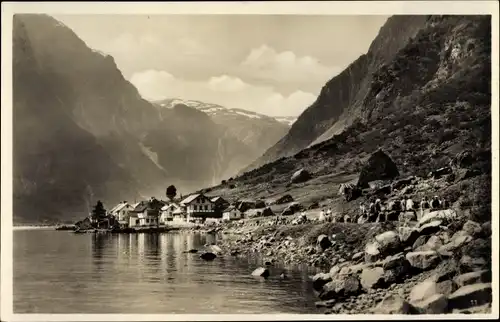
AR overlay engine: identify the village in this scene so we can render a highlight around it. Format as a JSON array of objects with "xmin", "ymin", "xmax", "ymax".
[{"xmin": 72, "ymin": 191, "xmax": 247, "ymax": 232}]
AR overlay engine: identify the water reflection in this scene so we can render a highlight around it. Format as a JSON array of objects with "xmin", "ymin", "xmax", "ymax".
[{"xmin": 15, "ymin": 230, "xmax": 319, "ymax": 314}]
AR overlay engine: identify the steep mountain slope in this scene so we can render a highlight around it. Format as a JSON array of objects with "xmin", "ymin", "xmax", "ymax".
[
  {"xmin": 154, "ymin": 98, "xmax": 291, "ymax": 169},
  {"xmin": 245, "ymin": 15, "xmax": 429, "ymax": 172},
  {"xmin": 201, "ymin": 15, "xmax": 491, "ymax": 221},
  {"xmin": 12, "ymin": 14, "xmax": 278, "ymax": 224},
  {"xmin": 13, "ymin": 16, "xmax": 140, "ymax": 224}
]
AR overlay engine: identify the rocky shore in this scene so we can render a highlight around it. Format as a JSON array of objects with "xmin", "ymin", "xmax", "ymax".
[{"xmin": 213, "ymin": 209, "xmax": 492, "ymax": 314}]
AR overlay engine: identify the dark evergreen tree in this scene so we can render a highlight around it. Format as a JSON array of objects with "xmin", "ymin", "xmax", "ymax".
[
  {"xmin": 166, "ymin": 185, "xmax": 177, "ymax": 200},
  {"xmin": 91, "ymin": 200, "xmax": 107, "ymax": 222}
]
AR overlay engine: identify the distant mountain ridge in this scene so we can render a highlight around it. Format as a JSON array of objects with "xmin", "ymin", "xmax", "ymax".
[{"xmin": 154, "ymin": 98, "xmax": 297, "ymax": 126}]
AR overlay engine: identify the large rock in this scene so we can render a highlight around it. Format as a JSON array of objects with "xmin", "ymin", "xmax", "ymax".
[
  {"xmin": 251, "ymin": 267, "xmax": 270, "ymax": 278},
  {"xmin": 462, "ymin": 220, "xmax": 482, "ymax": 237},
  {"xmin": 454, "ymin": 270, "xmax": 492, "ymax": 287},
  {"xmin": 418, "ymin": 209, "xmax": 457, "ymax": 227},
  {"xmin": 281, "ymin": 202, "xmax": 302, "ymax": 216},
  {"xmin": 319, "ymin": 276, "xmax": 361, "ymax": 300},
  {"xmin": 276, "ymin": 194, "xmax": 294, "ymax": 205},
  {"xmin": 261, "ymin": 207, "xmax": 274, "ymax": 217},
  {"xmin": 360, "ymin": 267, "xmax": 385, "ymax": 290},
  {"xmin": 374, "ymin": 230, "xmax": 402, "ymax": 255},
  {"xmin": 406, "ymin": 251, "xmax": 441, "ymax": 270},
  {"xmin": 200, "ymin": 252, "xmax": 217, "ymax": 261},
  {"xmin": 317, "ymin": 234, "xmax": 332, "ymax": 251},
  {"xmin": 418, "ymin": 220, "xmax": 443, "ymax": 236},
  {"xmin": 399, "ymin": 226, "xmax": 421, "ymax": 246},
  {"xmin": 312, "ymin": 273, "xmax": 333, "ymax": 292},
  {"xmin": 364, "ymin": 241, "xmax": 381, "ymax": 263},
  {"xmin": 409, "ymin": 279, "xmax": 439, "ymax": 303},
  {"xmin": 438, "ymin": 232, "xmax": 473, "ymax": 253},
  {"xmin": 448, "ymin": 283, "xmax": 492, "ymax": 310},
  {"xmin": 391, "ymin": 176, "xmax": 415, "ymax": 190},
  {"xmin": 412, "ymin": 294, "xmax": 449, "ymax": 314},
  {"xmin": 291, "ymin": 168, "xmax": 312, "ymax": 184},
  {"xmin": 371, "ymin": 294, "xmax": 412, "ymax": 314},
  {"xmin": 357, "ymin": 149, "xmax": 400, "ymax": 189},
  {"xmin": 459, "ymin": 255, "xmax": 488, "ymax": 272},
  {"xmin": 415, "ymin": 235, "xmax": 444, "ymax": 252}
]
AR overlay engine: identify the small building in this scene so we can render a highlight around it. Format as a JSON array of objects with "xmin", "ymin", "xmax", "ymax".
[
  {"xmin": 222, "ymin": 206, "xmax": 243, "ymax": 221},
  {"xmin": 180, "ymin": 193, "xmax": 215, "ymax": 222},
  {"xmin": 108, "ymin": 201, "xmax": 134, "ymax": 227},
  {"xmin": 160, "ymin": 203, "xmax": 182, "ymax": 225},
  {"xmin": 129, "ymin": 198, "xmax": 164, "ymax": 227}
]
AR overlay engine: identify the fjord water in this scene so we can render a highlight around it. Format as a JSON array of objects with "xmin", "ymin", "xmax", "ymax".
[{"xmin": 14, "ymin": 229, "xmax": 318, "ymax": 314}]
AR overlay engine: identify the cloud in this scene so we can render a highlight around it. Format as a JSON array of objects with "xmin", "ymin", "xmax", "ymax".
[
  {"xmin": 207, "ymin": 75, "xmax": 248, "ymax": 92},
  {"xmin": 129, "ymin": 69, "xmax": 317, "ymax": 116},
  {"xmin": 240, "ymin": 45, "xmax": 341, "ymax": 85}
]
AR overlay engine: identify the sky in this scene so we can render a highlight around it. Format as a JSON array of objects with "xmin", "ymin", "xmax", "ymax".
[{"xmin": 54, "ymin": 14, "xmax": 389, "ymax": 117}]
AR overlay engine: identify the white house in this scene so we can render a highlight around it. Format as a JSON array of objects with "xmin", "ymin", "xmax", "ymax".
[
  {"xmin": 160, "ymin": 203, "xmax": 182, "ymax": 225},
  {"xmin": 222, "ymin": 206, "xmax": 243, "ymax": 221},
  {"xmin": 128, "ymin": 198, "xmax": 164, "ymax": 227},
  {"xmin": 180, "ymin": 193, "xmax": 215, "ymax": 222},
  {"xmin": 108, "ymin": 201, "xmax": 134, "ymax": 227}
]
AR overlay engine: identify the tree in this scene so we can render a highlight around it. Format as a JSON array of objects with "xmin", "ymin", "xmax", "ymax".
[
  {"xmin": 91, "ymin": 200, "xmax": 107, "ymax": 222},
  {"xmin": 166, "ymin": 185, "xmax": 177, "ymax": 200}
]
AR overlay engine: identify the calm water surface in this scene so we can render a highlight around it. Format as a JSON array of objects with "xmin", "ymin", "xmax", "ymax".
[{"xmin": 14, "ymin": 229, "xmax": 319, "ymax": 314}]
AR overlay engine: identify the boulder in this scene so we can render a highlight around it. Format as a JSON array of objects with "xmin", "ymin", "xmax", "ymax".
[
  {"xmin": 459, "ymin": 255, "xmax": 488, "ymax": 272},
  {"xmin": 261, "ymin": 207, "xmax": 274, "ymax": 217},
  {"xmin": 352, "ymin": 251, "xmax": 364, "ymax": 262},
  {"xmin": 360, "ymin": 267, "xmax": 385, "ymax": 290},
  {"xmin": 462, "ymin": 220, "xmax": 482, "ymax": 237},
  {"xmin": 308, "ymin": 202, "xmax": 320, "ymax": 210},
  {"xmin": 210, "ymin": 245, "xmax": 223, "ymax": 254},
  {"xmin": 255, "ymin": 200, "xmax": 266, "ymax": 208},
  {"xmin": 412, "ymin": 235, "xmax": 430, "ymax": 250},
  {"xmin": 391, "ymin": 176, "xmax": 415, "ymax": 190},
  {"xmin": 291, "ymin": 168, "xmax": 312, "ymax": 184},
  {"xmin": 317, "ymin": 234, "xmax": 332, "ymax": 251},
  {"xmin": 480, "ymin": 221, "xmax": 491, "ymax": 237},
  {"xmin": 374, "ymin": 231, "xmax": 402, "ymax": 255},
  {"xmin": 454, "ymin": 270, "xmax": 492, "ymax": 287},
  {"xmin": 412, "ymin": 294, "xmax": 449, "ymax": 314},
  {"xmin": 187, "ymin": 249, "xmax": 198, "ymax": 253},
  {"xmin": 200, "ymin": 252, "xmax": 217, "ymax": 261},
  {"xmin": 357, "ymin": 149, "xmax": 400, "ymax": 189},
  {"xmin": 415, "ymin": 235, "xmax": 444, "ymax": 252},
  {"xmin": 406, "ymin": 251, "xmax": 441, "ymax": 270},
  {"xmin": 438, "ymin": 232, "xmax": 473, "ymax": 253},
  {"xmin": 409, "ymin": 279, "xmax": 438, "ymax": 303},
  {"xmin": 399, "ymin": 226, "xmax": 421, "ymax": 246},
  {"xmin": 251, "ymin": 267, "xmax": 270, "ymax": 278},
  {"xmin": 312, "ymin": 273, "xmax": 333, "ymax": 292},
  {"xmin": 371, "ymin": 294, "xmax": 412, "ymax": 314},
  {"xmin": 418, "ymin": 220, "xmax": 443, "ymax": 236},
  {"xmin": 329, "ymin": 265, "xmax": 341, "ymax": 277},
  {"xmin": 364, "ymin": 241, "xmax": 381, "ymax": 263},
  {"xmin": 428, "ymin": 166, "xmax": 452, "ymax": 179},
  {"xmin": 276, "ymin": 194, "xmax": 294, "ymax": 205},
  {"xmin": 418, "ymin": 209, "xmax": 457, "ymax": 227},
  {"xmin": 448, "ymin": 283, "xmax": 492, "ymax": 310},
  {"xmin": 281, "ymin": 202, "xmax": 302, "ymax": 216},
  {"xmin": 339, "ymin": 263, "xmax": 371, "ymax": 276},
  {"xmin": 435, "ymin": 280, "xmax": 458, "ymax": 296},
  {"xmin": 319, "ymin": 276, "xmax": 361, "ymax": 300}
]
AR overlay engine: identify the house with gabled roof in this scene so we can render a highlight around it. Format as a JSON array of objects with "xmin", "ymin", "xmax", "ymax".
[
  {"xmin": 108, "ymin": 201, "xmax": 134, "ymax": 227},
  {"xmin": 160, "ymin": 202, "xmax": 183, "ymax": 225},
  {"xmin": 128, "ymin": 197, "xmax": 165, "ymax": 227},
  {"xmin": 180, "ymin": 193, "xmax": 215, "ymax": 222}
]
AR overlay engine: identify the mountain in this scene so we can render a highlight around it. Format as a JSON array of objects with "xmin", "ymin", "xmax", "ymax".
[
  {"xmin": 244, "ymin": 15, "xmax": 430, "ymax": 172},
  {"xmin": 11, "ymin": 14, "xmax": 283, "ymax": 224},
  {"xmin": 199, "ymin": 15, "xmax": 491, "ymax": 221},
  {"xmin": 154, "ymin": 98, "xmax": 291, "ymax": 161}
]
